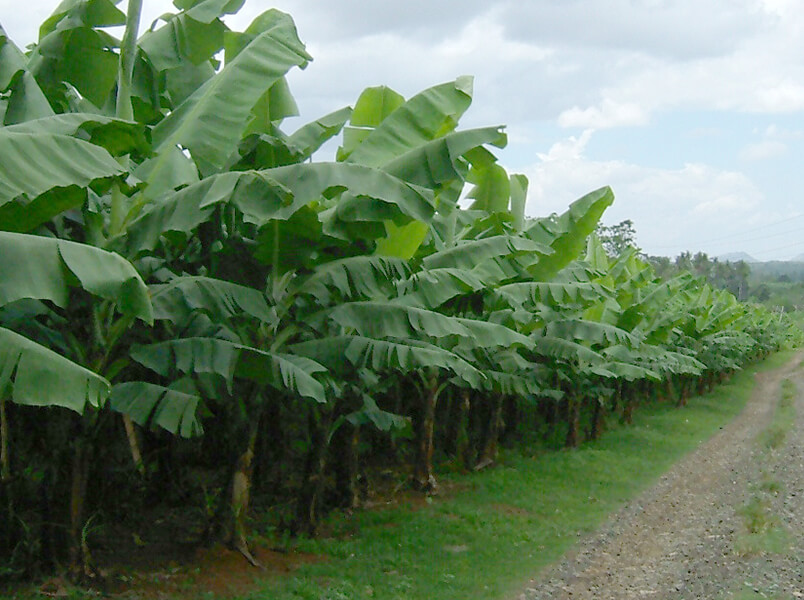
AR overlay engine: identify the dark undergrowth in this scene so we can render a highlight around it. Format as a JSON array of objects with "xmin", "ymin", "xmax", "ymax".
[{"xmin": 3, "ymin": 351, "xmax": 793, "ymax": 600}]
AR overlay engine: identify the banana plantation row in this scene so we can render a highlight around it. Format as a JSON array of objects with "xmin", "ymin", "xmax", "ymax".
[{"xmin": 0, "ymin": 0, "xmax": 797, "ymax": 580}]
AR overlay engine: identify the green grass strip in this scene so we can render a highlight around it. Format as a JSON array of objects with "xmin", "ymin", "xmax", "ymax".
[{"xmin": 251, "ymin": 351, "xmax": 795, "ymax": 600}]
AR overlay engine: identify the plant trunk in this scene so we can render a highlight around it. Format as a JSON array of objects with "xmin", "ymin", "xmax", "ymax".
[
  {"xmin": 676, "ymin": 376, "xmax": 688, "ymax": 407},
  {"xmin": 621, "ymin": 383, "xmax": 635, "ymax": 425},
  {"xmin": 413, "ymin": 374, "xmax": 439, "ymax": 492},
  {"xmin": 589, "ymin": 398, "xmax": 605, "ymax": 440},
  {"xmin": 0, "ymin": 397, "xmax": 15, "ymax": 559},
  {"xmin": 226, "ymin": 417, "xmax": 260, "ymax": 566},
  {"xmin": 0, "ymin": 399, "xmax": 11, "ymax": 556},
  {"xmin": 331, "ymin": 420, "xmax": 360, "ymax": 510},
  {"xmin": 665, "ymin": 377, "xmax": 674, "ymax": 402},
  {"xmin": 122, "ymin": 415, "xmax": 145, "ymax": 476},
  {"xmin": 68, "ymin": 442, "xmax": 95, "ymax": 581},
  {"xmin": 475, "ymin": 394, "xmax": 504, "ymax": 470},
  {"xmin": 292, "ymin": 404, "xmax": 334, "ymax": 536},
  {"xmin": 565, "ymin": 392, "xmax": 580, "ymax": 448},
  {"xmin": 207, "ymin": 398, "xmax": 264, "ymax": 566},
  {"xmin": 0, "ymin": 397, "xmax": 9, "ymax": 484},
  {"xmin": 502, "ymin": 396, "xmax": 518, "ymax": 442},
  {"xmin": 254, "ymin": 400, "xmax": 282, "ymax": 495},
  {"xmin": 445, "ymin": 390, "xmax": 470, "ymax": 467}
]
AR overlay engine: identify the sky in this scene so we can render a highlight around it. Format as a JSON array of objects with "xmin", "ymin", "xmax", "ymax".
[{"xmin": 3, "ymin": 0, "xmax": 804, "ymax": 261}]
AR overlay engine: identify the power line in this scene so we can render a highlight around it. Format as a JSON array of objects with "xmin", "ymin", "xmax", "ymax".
[
  {"xmin": 650, "ymin": 213, "xmax": 804, "ymax": 250},
  {"xmin": 749, "ymin": 239, "xmax": 804, "ymax": 260},
  {"xmin": 695, "ymin": 227, "xmax": 802, "ymax": 250}
]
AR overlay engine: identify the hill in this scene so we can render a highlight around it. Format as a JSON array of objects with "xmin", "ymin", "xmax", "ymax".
[{"xmin": 717, "ymin": 252, "xmax": 758, "ymax": 263}]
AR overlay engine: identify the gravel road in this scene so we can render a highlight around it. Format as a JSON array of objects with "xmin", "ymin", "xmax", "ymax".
[{"xmin": 519, "ymin": 354, "xmax": 804, "ymax": 600}]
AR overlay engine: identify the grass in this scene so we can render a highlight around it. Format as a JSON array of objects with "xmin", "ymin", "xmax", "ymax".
[
  {"xmin": 5, "ymin": 351, "xmax": 795, "ymax": 600},
  {"xmin": 735, "ymin": 375, "xmax": 798, "ymax": 557},
  {"xmin": 757, "ymin": 378, "xmax": 797, "ymax": 451}
]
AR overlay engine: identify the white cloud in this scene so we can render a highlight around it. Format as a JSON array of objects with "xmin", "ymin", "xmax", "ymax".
[
  {"xmin": 499, "ymin": 0, "xmax": 767, "ymax": 60},
  {"xmin": 558, "ymin": 99, "xmax": 648, "ymax": 129},
  {"xmin": 520, "ymin": 133, "xmax": 766, "ymax": 257},
  {"xmin": 692, "ymin": 194, "xmax": 757, "ymax": 216},
  {"xmin": 536, "ymin": 129, "xmax": 595, "ymax": 161},
  {"xmin": 539, "ymin": 1, "xmax": 804, "ymax": 131},
  {"xmin": 739, "ymin": 139, "xmax": 788, "ymax": 161},
  {"xmin": 754, "ymin": 80, "xmax": 804, "ymax": 112}
]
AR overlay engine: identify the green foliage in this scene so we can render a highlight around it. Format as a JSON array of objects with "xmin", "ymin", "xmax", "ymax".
[
  {"xmin": 596, "ymin": 218, "xmax": 639, "ymax": 257},
  {"xmin": 0, "ymin": 0, "xmax": 799, "ymax": 586}
]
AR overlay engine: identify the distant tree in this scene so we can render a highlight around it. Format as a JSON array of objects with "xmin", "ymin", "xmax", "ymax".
[
  {"xmin": 675, "ymin": 251, "xmax": 693, "ymax": 272},
  {"xmin": 752, "ymin": 284, "xmax": 771, "ymax": 302},
  {"xmin": 597, "ymin": 219, "xmax": 639, "ymax": 257},
  {"xmin": 734, "ymin": 260, "xmax": 751, "ymax": 300},
  {"xmin": 646, "ymin": 255, "xmax": 673, "ymax": 279},
  {"xmin": 692, "ymin": 252, "xmax": 712, "ymax": 279}
]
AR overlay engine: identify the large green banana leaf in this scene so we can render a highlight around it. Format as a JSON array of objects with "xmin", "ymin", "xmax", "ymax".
[
  {"xmin": 509, "ymin": 174, "xmax": 528, "ymax": 232},
  {"xmin": 278, "ymin": 163, "xmax": 435, "ymax": 224},
  {"xmin": 423, "ymin": 235, "xmax": 551, "ymax": 271},
  {"xmin": 292, "ymin": 255, "xmax": 409, "ymax": 304},
  {"xmin": 138, "ymin": 0, "xmax": 244, "ymax": 72},
  {"xmin": 110, "ymin": 381, "xmax": 203, "ymax": 437},
  {"xmin": 150, "ymin": 276, "xmax": 275, "ymax": 324},
  {"xmin": 340, "ymin": 77, "xmax": 473, "ymax": 166},
  {"xmin": 29, "ymin": 0, "xmax": 124, "ymax": 108},
  {"xmin": 467, "ymin": 162, "xmax": 510, "ymax": 213},
  {"xmin": 0, "ymin": 327, "xmax": 110, "ymax": 411},
  {"xmin": 285, "ymin": 106, "xmax": 353, "ymax": 161},
  {"xmin": 123, "ymin": 171, "xmax": 294, "ymax": 254},
  {"xmin": 589, "ymin": 361, "xmax": 659, "ymax": 381},
  {"xmin": 617, "ymin": 273, "xmax": 695, "ymax": 332},
  {"xmin": 125, "ymin": 164, "xmax": 435, "ymax": 255},
  {"xmin": 237, "ymin": 107, "xmax": 352, "ymax": 169},
  {"xmin": 534, "ymin": 336, "xmax": 604, "ymax": 364},
  {"xmin": 0, "ymin": 26, "xmax": 54, "ymax": 124},
  {"xmin": 328, "ymin": 301, "xmax": 530, "ymax": 348},
  {"xmin": 0, "ymin": 232, "xmax": 152, "ymax": 322},
  {"xmin": 149, "ymin": 9, "xmax": 311, "ymax": 182},
  {"xmin": 476, "ymin": 369, "xmax": 542, "ymax": 396},
  {"xmin": 328, "ymin": 301, "xmax": 471, "ymax": 340},
  {"xmin": 545, "ymin": 318, "xmax": 641, "ymax": 347},
  {"xmin": 131, "ymin": 338, "xmax": 327, "ymax": 403},
  {"xmin": 526, "ymin": 186, "xmax": 615, "ymax": 281},
  {"xmin": 0, "ymin": 131, "xmax": 125, "ymax": 231},
  {"xmin": 4, "ymin": 113, "xmax": 149, "ymax": 156},
  {"xmin": 493, "ymin": 281, "xmax": 609, "ymax": 309},
  {"xmin": 452, "ymin": 316, "xmax": 532, "ymax": 349},
  {"xmin": 289, "ymin": 335, "xmax": 482, "ymax": 387},
  {"xmin": 349, "ymin": 85, "xmax": 405, "ymax": 127},
  {"xmin": 397, "ymin": 266, "xmax": 489, "ymax": 309},
  {"xmin": 381, "ymin": 127, "xmax": 507, "ymax": 189}
]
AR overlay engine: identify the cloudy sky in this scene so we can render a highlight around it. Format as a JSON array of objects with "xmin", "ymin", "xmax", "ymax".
[{"xmin": 3, "ymin": 0, "xmax": 804, "ymax": 260}]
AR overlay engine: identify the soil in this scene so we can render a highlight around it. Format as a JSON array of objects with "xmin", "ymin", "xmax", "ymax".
[
  {"xmin": 23, "ymin": 470, "xmax": 468, "ymax": 599},
  {"xmin": 518, "ymin": 354, "xmax": 804, "ymax": 600}
]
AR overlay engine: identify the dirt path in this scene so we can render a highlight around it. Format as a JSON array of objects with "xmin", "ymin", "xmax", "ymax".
[{"xmin": 520, "ymin": 354, "xmax": 804, "ymax": 600}]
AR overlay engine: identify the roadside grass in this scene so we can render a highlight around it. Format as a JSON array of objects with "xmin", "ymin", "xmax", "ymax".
[
  {"xmin": 246, "ymin": 351, "xmax": 796, "ymax": 600},
  {"xmin": 735, "ymin": 375, "xmax": 798, "ymax": 557},
  {"xmin": 734, "ymin": 492, "xmax": 790, "ymax": 556},
  {"xmin": 729, "ymin": 587, "xmax": 789, "ymax": 600},
  {"xmin": 4, "ymin": 351, "xmax": 794, "ymax": 600},
  {"xmin": 756, "ymin": 378, "xmax": 796, "ymax": 451}
]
